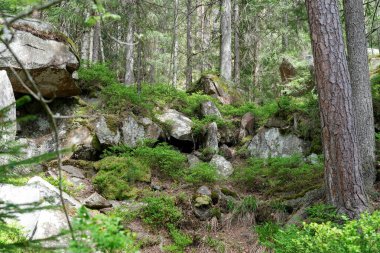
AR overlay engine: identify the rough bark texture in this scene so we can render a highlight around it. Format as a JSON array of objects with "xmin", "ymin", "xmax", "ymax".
[
  {"xmin": 233, "ymin": 0, "xmax": 240, "ymax": 84},
  {"xmin": 124, "ymin": 8, "xmax": 135, "ymax": 85},
  {"xmin": 172, "ymin": 0, "xmax": 179, "ymax": 87},
  {"xmin": 92, "ymin": 20, "xmax": 101, "ymax": 63},
  {"xmin": 220, "ymin": 0, "xmax": 232, "ymax": 81},
  {"xmin": 186, "ymin": 0, "xmax": 193, "ymax": 89},
  {"xmin": 306, "ymin": 0, "xmax": 368, "ymax": 218},
  {"xmin": 344, "ymin": 0, "xmax": 376, "ymax": 189}
]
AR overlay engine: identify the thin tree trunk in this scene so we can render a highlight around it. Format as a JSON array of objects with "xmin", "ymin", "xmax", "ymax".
[
  {"xmin": 220, "ymin": 0, "xmax": 232, "ymax": 81},
  {"xmin": 306, "ymin": 0, "xmax": 368, "ymax": 218},
  {"xmin": 344, "ymin": 0, "xmax": 376, "ymax": 189},
  {"xmin": 92, "ymin": 20, "xmax": 101, "ymax": 63},
  {"xmin": 89, "ymin": 27, "xmax": 94, "ymax": 64},
  {"xmin": 233, "ymin": 0, "xmax": 240, "ymax": 85},
  {"xmin": 172, "ymin": 0, "xmax": 179, "ymax": 87},
  {"xmin": 81, "ymin": 29, "xmax": 90, "ymax": 64},
  {"xmin": 282, "ymin": 0, "xmax": 288, "ymax": 52},
  {"xmin": 124, "ymin": 8, "xmax": 135, "ymax": 85},
  {"xmin": 186, "ymin": 0, "xmax": 193, "ymax": 88},
  {"xmin": 136, "ymin": 0, "xmax": 142, "ymax": 95}
]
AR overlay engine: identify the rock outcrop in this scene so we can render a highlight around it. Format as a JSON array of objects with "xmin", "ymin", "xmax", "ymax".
[
  {"xmin": 279, "ymin": 58, "xmax": 296, "ymax": 83},
  {"xmin": 210, "ymin": 154, "xmax": 234, "ymax": 177},
  {"xmin": 201, "ymin": 101, "xmax": 222, "ymax": 117},
  {"xmin": 157, "ymin": 109, "xmax": 193, "ymax": 141},
  {"xmin": 0, "ymin": 18, "xmax": 80, "ymax": 97},
  {"xmin": 0, "ymin": 71, "xmax": 16, "ymax": 143},
  {"xmin": 247, "ymin": 128, "xmax": 308, "ymax": 158}
]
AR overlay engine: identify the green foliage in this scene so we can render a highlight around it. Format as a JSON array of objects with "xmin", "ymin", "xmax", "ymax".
[
  {"xmin": 258, "ymin": 211, "xmax": 380, "ymax": 253},
  {"xmin": 93, "ymin": 156, "xmax": 150, "ymax": 200},
  {"xmin": 305, "ymin": 204, "xmax": 347, "ymax": 224},
  {"xmin": 191, "ymin": 115, "xmax": 234, "ymax": 137},
  {"xmin": 0, "ymin": 222, "xmax": 26, "ymax": 247},
  {"xmin": 78, "ymin": 63, "xmax": 118, "ymax": 94},
  {"xmin": 233, "ymin": 155, "xmax": 323, "ymax": 198},
  {"xmin": 68, "ymin": 207, "xmax": 139, "ymax": 253},
  {"xmin": 235, "ymin": 196, "xmax": 258, "ymax": 215},
  {"xmin": 164, "ymin": 224, "xmax": 193, "ymax": 253},
  {"xmin": 140, "ymin": 195, "xmax": 183, "ymax": 229},
  {"xmin": 43, "ymin": 175, "xmax": 83, "ymax": 196},
  {"xmin": 184, "ymin": 162, "xmax": 219, "ymax": 184}
]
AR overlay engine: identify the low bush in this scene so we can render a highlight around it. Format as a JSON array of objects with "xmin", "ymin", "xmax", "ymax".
[
  {"xmin": 93, "ymin": 156, "xmax": 150, "ymax": 200},
  {"xmin": 233, "ymin": 155, "xmax": 323, "ymax": 199},
  {"xmin": 78, "ymin": 63, "xmax": 118, "ymax": 94},
  {"xmin": 184, "ymin": 162, "xmax": 219, "ymax": 184},
  {"xmin": 68, "ymin": 207, "xmax": 139, "ymax": 253},
  {"xmin": 140, "ymin": 195, "xmax": 183, "ymax": 229},
  {"xmin": 257, "ymin": 211, "xmax": 380, "ymax": 253},
  {"xmin": 305, "ymin": 204, "xmax": 346, "ymax": 224},
  {"xmin": 164, "ymin": 224, "xmax": 193, "ymax": 253}
]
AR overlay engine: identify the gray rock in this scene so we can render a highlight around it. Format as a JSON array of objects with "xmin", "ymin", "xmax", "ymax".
[
  {"xmin": 219, "ymin": 144, "xmax": 236, "ymax": 160},
  {"xmin": 201, "ymin": 101, "xmax": 222, "ymax": 117},
  {"xmin": 197, "ymin": 186, "xmax": 212, "ymax": 196},
  {"xmin": 241, "ymin": 112, "xmax": 255, "ymax": 135},
  {"xmin": 210, "ymin": 154, "xmax": 234, "ymax": 177},
  {"xmin": 248, "ymin": 128, "xmax": 307, "ymax": 158},
  {"xmin": 140, "ymin": 117, "xmax": 163, "ymax": 140},
  {"xmin": 187, "ymin": 154, "xmax": 201, "ymax": 168},
  {"xmin": 94, "ymin": 116, "xmax": 121, "ymax": 146},
  {"xmin": 370, "ymin": 57, "xmax": 380, "ymax": 71},
  {"xmin": 189, "ymin": 75, "xmax": 233, "ymax": 105},
  {"xmin": 205, "ymin": 122, "xmax": 219, "ymax": 152},
  {"xmin": 193, "ymin": 195, "xmax": 212, "ymax": 220},
  {"xmin": 157, "ymin": 109, "xmax": 193, "ymax": 141},
  {"xmin": 0, "ymin": 71, "xmax": 16, "ymax": 143},
  {"xmin": 62, "ymin": 126, "xmax": 94, "ymax": 159},
  {"xmin": 306, "ymin": 153, "xmax": 319, "ymax": 165},
  {"xmin": 0, "ymin": 18, "xmax": 80, "ymax": 97},
  {"xmin": 62, "ymin": 165, "xmax": 85, "ymax": 179},
  {"xmin": 84, "ymin": 192, "xmax": 112, "ymax": 209},
  {"xmin": 121, "ymin": 115, "xmax": 145, "ymax": 147}
]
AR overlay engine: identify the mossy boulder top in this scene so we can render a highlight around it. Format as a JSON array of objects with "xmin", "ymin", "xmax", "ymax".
[{"xmin": 0, "ymin": 17, "xmax": 80, "ymax": 97}]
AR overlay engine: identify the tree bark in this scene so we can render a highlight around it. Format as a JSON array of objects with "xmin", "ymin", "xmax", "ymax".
[
  {"xmin": 186, "ymin": 0, "xmax": 193, "ymax": 89},
  {"xmin": 172, "ymin": 0, "xmax": 179, "ymax": 87},
  {"xmin": 92, "ymin": 20, "xmax": 101, "ymax": 63},
  {"xmin": 344, "ymin": 0, "xmax": 376, "ymax": 189},
  {"xmin": 220, "ymin": 0, "xmax": 232, "ymax": 81},
  {"xmin": 233, "ymin": 0, "xmax": 240, "ymax": 85},
  {"xmin": 306, "ymin": 0, "xmax": 368, "ymax": 218},
  {"xmin": 124, "ymin": 7, "xmax": 135, "ymax": 85}
]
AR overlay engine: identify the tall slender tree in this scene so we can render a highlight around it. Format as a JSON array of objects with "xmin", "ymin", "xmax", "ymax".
[
  {"xmin": 124, "ymin": 4, "xmax": 135, "ymax": 85},
  {"xmin": 233, "ymin": 0, "xmax": 240, "ymax": 84},
  {"xmin": 306, "ymin": 0, "xmax": 368, "ymax": 218},
  {"xmin": 186, "ymin": 0, "xmax": 193, "ymax": 88},
  {"xmin": 220, "ymin": 0, "xmax": 232, "ymax": 81},
  {"xmin": 344, "ymin": 0, "xmax": 376, "ymax": 190},
  {"xmin": 172, "ymin": 0, "xmax": 179, "ymax": 87}
]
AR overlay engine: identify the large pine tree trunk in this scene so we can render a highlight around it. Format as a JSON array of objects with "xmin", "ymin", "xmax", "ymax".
[
  {"xmin": 344, "ymin": 0, "xmax": 376, "ymax": 189},
  {"xmin": 233, "ymin": 0, "xmax": 240, "ymax": 85},
  {"xmin": 172, "ymin": 0, "xmax": 179, "ymax": 87},
  {"xmin": 220, "ymin": 0, "xmax": 232, "ymax": 81},
  {"xmin": 186, "ymin": 0, "xmax": 193, "ymax": 89},
  {"xmin": 306, "ymin": 0, "xmax": 368, "ymax": 218},
  {"xmin": 124, "ymin": 8, "xmax": 135, "ymax": 85}
]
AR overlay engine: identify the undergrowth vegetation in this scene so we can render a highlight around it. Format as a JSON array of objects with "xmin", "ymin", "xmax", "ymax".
[{"xmin": 233, "ymin": 155, "xmax": 324, "ymax": 199}]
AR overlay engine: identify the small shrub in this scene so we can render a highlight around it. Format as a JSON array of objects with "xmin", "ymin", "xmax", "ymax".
[
  {"xmin": 258, "ymin": 211, "xmax": 380, "ymax": 253},
  {"xmin": 184, "ymin": 162, "xmax": 219, "ymax": 184},
  {"xmin": 68, "ymin": 207, "xmax": 139, "ymax": 253},
  {"xmin": 164, "ymin": 224, "xmax": 193, "ymax": 252},
  {"xmin": 78, "ymin": 63, "xmax": 118, "ymax": 94},
  {"xmin": 235, "ymin": 196, "xmax": 257, "ymax": 215},
  {"xmin": 233, "ymin": 155, "xmax": 323, "ymax": 198},
  {"xmin": 93, "ymin": 156, "xmax": 150, "ymax": 200},
  {"xmin": 306, "ymin": 204, "xmax": 346, "ymax": 224},
  {"xmin": 140, "ymin": 195, "xmax": 183, "ymax": 229}
]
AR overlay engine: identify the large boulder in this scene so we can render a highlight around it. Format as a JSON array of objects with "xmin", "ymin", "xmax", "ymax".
[
  {"xmin": 94, "ymin": 116, "xmax": 121, "ymax": 146},
  {"xmin": 157, "ymin": 109, "xmax": 193, "ymax": 141},
  {"xmin": 201, "ymin": 101, "xmax": 222, "ymax": 118},
  {"xmin": 204, "ymin": 122, "xmax": 219, "ymax": 152},
  {"xmin": 279, "ymin": 58, "xmax": 296, "ymax": 83},
  {"xmin": 0, "ymin": 70, "xmax": 16, "ymax": 143},
  {"xmin": 238, "ymin": 112, "xmax": 255, "ymax": 140},
  {"xmin": 121, "ymin": 115, "xmax": 145, "ymax": 147},
  {"xmin": 189, "ymin": 75, "xmax": 234, "ymax": 105},
  {"xmin": 210, "ymin": 154, "xmax": 234, "ymax": 177},
  {"xmin": 0, "ymin": 18, "xmax": 80, "ymax": 97},
  {"xmin": 247, "ymin": 128, "xmax": 308, "ymax": 158},
  {"xmin": 0, "ymin": 176, "xmax": 81, "ymax": 247}
]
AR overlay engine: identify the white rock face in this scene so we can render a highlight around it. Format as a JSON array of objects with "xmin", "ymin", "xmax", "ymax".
[
  {"xmin": 201, "ymin": 101, "xmax": 222, "ymax": 118},
  {"xmin": 95, "ymin": 116, "xmax": 121, "ymax": 146},
  {"xmin": 121, "ymin": 115, "xmax": 145, "ymax": 147},
  {"xmin": 0, "ymin": 70, "xmax": 16, "ymax": 143},
  {"xmin": 0, "ymin": 18, "xmax": 80, "ymax": 97},
  {"xmin": 210, "ymin": 154, "xmax": 234, "ymax": 177},
  {"xmin": 247, "ymin": 128, "xmax": 307, "ymax": 158},
  {"xmin": 0, "ymin": 176, "xmax": 81, "ymax": 246},
  {"xmin": 205, "ymin": 122, "xmax": 219, "ymax": 152},
  {"xmin": 157, "ymin": 109, "xmax": 193, "ymax": 141}
]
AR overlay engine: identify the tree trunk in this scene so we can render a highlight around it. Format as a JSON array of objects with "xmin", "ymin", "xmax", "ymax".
[
  {"xmin": 172, "ymin": 0, "xmax": 179, "ymax": 87},
  {"xmin": 92, "ymin": 20, "xmax": 101, "ymax": 63},
  {"xmin": 344, "ymin": 0, "xmax": 376, "ymax": 189},
  {"xmin": 282, "ymin": 0, "xmax": 288, "ymax": 52},
  {"xmin": 233, "ymin": 0, "xmax": 240, "ymax": 85},
  {"xmin": 186, "ymin": 0, "xmax": 193, "ymax": 89},
  {"xmin": 124, "ymin": 8, "xmax": 135, "ymax": 85},
  {"xmin": 306, "ymin": 0, "xmax": 368, "ymax": 218},
  {"xmin": 220, "ymin": 0, "xmax": 232, "ymax": 81}
]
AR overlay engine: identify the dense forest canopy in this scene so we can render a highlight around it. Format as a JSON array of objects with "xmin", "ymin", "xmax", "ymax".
[{"xmin": 0, "ymin": 0, "xmax": 379, "ymax": 252}]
